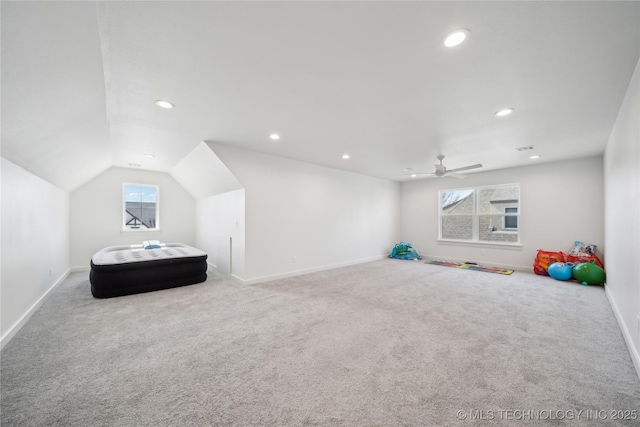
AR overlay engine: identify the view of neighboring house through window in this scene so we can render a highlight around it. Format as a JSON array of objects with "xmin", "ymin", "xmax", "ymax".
[
  {"xmin": 440, "ymin": 188, "xmax": 475, "ymax": 241},
  {"xmin": 123, "ymin": 183, "xmax": 159, "ymax": 231},
  {"xmin": 504, "ymin": 207, "xmax": 518, "ymax": 229},
  {"xmin": 440, "ymin": 183, "xmax": 520, "ymax": 244}
]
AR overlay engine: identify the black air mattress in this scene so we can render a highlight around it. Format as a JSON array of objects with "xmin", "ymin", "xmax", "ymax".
[{"xmin": 90, "ymin": 243, "xmax": 208, "ymax": 298}]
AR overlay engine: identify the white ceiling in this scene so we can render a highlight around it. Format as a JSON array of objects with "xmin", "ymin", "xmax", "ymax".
[{"xmin": 2, "ymin": 1, "xmax": 639, "ymax": 191}]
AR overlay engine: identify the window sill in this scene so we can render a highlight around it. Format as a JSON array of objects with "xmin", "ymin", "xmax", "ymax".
[
  {"xmin": 437, "ymin": 239, "xmax": 522, "ymax": 250},
  {"xmin": 121, "ymin": 228, "xmax": 160, "ymax": 233}
]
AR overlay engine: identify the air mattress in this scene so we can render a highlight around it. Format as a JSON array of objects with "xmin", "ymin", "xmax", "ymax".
[{"xmin": 90, "ymin": 243, "xmax": 208, "ymax": 298}]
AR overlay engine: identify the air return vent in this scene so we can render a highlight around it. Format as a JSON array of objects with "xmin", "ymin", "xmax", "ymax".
[{"xmin": 515, "ymin": 146, "xmax": 534, "ymax": 152}]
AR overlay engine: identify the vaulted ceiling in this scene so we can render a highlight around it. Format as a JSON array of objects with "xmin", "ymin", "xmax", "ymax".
[{"xmin": 2, "ymin": 1, "xmax": 639, "ymax": 191}]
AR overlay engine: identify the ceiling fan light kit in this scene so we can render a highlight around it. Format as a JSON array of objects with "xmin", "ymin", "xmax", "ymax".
[{"xmin": 405, "ymin": 155, "xmax": 483, "ymax": 178}]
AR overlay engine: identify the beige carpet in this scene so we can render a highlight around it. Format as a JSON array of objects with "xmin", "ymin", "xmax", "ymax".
[{"xmin": 2, "ymin": 259, "xmax": 639, "ymax": 426}]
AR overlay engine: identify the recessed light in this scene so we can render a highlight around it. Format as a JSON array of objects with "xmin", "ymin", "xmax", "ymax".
[
  {"xmin": 342, "ymin": 154, "xmax": 350, "ymax": 159},
  {"xmin": 269, "ymin": 133, "xmax": 280, "ymax": 140},
  {"xmin": 442, "ymin": 29, "xmax": 470, "ymax": 48},
  {"xmin": 495, "ymin": 108, "xmax": 514, "ymax": 117},
  {"xmin": 143, "ymin": 154, "xmax": 155, "ymax": 158},
  {"xmin": 411, "ymin": 174, "xmax": 417, "ymax": 178},
  {"xmin": 530, "ymin": 155, "xmax": 541, "ymax": 159},
  {"xmin": 155, "ymin": 100, "xmax": 175, "ymax": 109}
]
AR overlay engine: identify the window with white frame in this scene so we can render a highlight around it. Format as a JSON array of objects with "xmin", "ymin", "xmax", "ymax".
[
  {"xmin": 439, "ymin": 183, "xmax": 520, "ymax": 244},
  {"xmin": 123, "ymin": 183, "xmax": 159, "ymax": 231}
]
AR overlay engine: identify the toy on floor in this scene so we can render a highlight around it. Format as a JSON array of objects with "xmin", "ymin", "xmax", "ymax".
[
  {"xmin": 547, "ymin": 262, "xmax": 575, "ymax": 281},
  {"xmin": 390, "ymin": 242, "xmax": 421, "ymax": 260},
  {"xmin": 424, "ymin": 260, "xmax": 513, "ymax": 275},
  {"xmin": 533, "ymin": 250, "xmax": 566, "ymax": 276},
  {"xmin": 572, "ymin": 260, "xmax": 605, "ymax": 285}
]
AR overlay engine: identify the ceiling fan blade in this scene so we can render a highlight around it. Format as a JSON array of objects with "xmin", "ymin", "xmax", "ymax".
[
  {"xmin": 447, "ymin": 163, "xmax": 483, "ymax": 173},
  {"xmin": 404, "ymin": 172, "xmax": 434, "ymax": 177}
]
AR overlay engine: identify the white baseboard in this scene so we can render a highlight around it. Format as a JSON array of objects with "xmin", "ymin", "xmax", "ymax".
[
  {"xmin": 1, "ymin": 268, "xmax": 71, "ymax": 350},
  {"xmin": 235, "ymin": 254, "xmax": 388, "ymax": 285},
  {"xmin": 604, "ymin": 284, "xmax": 640, "ymax": 381},
  {"xmin": 422, "ymin": 254, "xmax": 532, "ymax": 273},
  {"xmin": 230, "ymin": 273, "xmax": 245, "ymax": 283}
]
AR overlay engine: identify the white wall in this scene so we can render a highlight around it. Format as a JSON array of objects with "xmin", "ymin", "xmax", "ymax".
[
  {"xmin": 1, "ymin": 157, "xmax": 70, "ymax": 344},
  {"xmin": 175, "ymin": 142, "xmax": 246, "ymax": 278},
  {"xmin": 69, "ymin": 167, "xmax": 196, "ymax": 268},
  {"xmin": 604, "ymin": 58, "xmax": 640, "ymax": 375},
  {"xmin": 400, "ymin": 156, "xmax": 604, "ymax": 271},
  {"xmin": 196, "ymin": 189, "xmax": 245, "ymax": 278},
  {"xmin": 209, "ymin": 143, "xmax": 400, "ymax": 282}
]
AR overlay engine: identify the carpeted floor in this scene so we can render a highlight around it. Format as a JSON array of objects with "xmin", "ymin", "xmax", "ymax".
[{"xmin": 2, "ymin": 259, "xmax": 639, "ymax": 426}]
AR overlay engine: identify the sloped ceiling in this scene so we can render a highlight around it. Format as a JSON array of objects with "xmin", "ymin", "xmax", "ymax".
[
  {"xmin": 1, "ymin": 1, "xmax": 112, "ymax": 191},
  {"xmin": 170, "ymin": 141, "xmax": 242, "ymax": 199},
  {"xmin": 2, "ymin": 1, "xmax": 639, "ymax": 192}
]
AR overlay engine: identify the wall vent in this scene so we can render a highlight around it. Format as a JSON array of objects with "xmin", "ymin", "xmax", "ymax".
[{"xmin": 515, "ymin": 146, "xmax": 534, "ymax": 152}]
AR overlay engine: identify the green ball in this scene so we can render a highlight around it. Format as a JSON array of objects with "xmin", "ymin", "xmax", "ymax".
[{"xmin": 573, "ymin": 261, "xmax": 605, "ymax": 285}]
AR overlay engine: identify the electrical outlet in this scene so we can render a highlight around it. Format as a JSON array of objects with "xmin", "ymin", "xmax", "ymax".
[
  {"xmin": 292, "ymin": 256, "xmax": 297, "ymax": 263},
  {"xmin": 49, "ymin": 268, "xmax": 52, "ymax": 277},
  {"xmin": 637, "ymin": 315, "xmax": 640, "ymax": 333}
]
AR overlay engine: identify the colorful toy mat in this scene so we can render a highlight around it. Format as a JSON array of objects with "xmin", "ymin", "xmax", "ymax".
[{"xmin": 424, "ymin": 260, "xmax": 514, "ymax": 275}]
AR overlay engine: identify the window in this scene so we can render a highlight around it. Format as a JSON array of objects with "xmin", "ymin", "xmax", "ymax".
[
  {"xmin": 504, "ymin": 207, "xmax": 518, "ymax": 229},
  {"xmin": 123, "ymin": 183, "xmax": 159, "ymax": 231},
  {"xmin": 440, "ymin": 183, "xmax": 520, "ymax": 245}
]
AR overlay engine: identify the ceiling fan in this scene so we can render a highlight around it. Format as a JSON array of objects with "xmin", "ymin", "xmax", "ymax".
[{"xmin": 407, "ymin": 155, "xmax": 482, "ymax": 179}]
